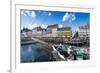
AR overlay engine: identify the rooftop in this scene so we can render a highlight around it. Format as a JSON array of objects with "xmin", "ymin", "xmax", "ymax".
[
  {"xmin": 21, "ymin": 28, "xmax": 32, "ymax": 33},
  {"xmin": 58, "ymin": 27, "xmax": 71, "ymax": 31},
  {"xmin": 79, "ymin": 24, "xmax": 89, "ymax": 29},
  {"xmin": 47, "ymin": 24, "xmax": 58, "ymax": 28}
]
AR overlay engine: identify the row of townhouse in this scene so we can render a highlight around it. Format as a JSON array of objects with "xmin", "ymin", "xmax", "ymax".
[{"xmin": 21, "ymin": 24, "xmax": 72, "ymax": 41}]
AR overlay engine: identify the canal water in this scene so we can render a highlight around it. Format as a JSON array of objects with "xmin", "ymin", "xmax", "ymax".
[
  {"xmin": 21, "ymin": 43, "xmax": 53, "ymax": 63},
  {"xmin": 21, "ymin": 43, "xmax": 90, "ymax": 63}
]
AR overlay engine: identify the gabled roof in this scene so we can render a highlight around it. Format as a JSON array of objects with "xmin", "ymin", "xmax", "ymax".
[
  {"xmin": 21, "ymin": 28, "xmax": 32, "ymax": 32},
  {"xmin": 47, "ymin": 24, "xmax": 58, "ymax": 28},
  {"xmin": 58, "ymin": 27, "xmax": 71, "ymax": 31}
]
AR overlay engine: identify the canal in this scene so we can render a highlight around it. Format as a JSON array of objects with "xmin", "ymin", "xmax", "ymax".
[
  {"xmin": 21, "ymin": 43, "xmax": 55, "ymax": 63},
  {"xmin": 21, "ymin": 43, "xmax": 90, "ymax": 63}
]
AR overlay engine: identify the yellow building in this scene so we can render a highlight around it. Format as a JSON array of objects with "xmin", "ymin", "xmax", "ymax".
[{"xmin": 62, "ymin": 27, "xmax": 72, "ymax": 41}]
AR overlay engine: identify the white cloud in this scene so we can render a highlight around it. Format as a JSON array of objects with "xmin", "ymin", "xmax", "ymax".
[
  {"xmin": 62, "ymin": 13, "xmax": 76, "ymax": 22},
  {"xmin": 27, "ymin": 24, "xmax": 39, "ymax": 29},
  {"xmin": 27, "ymin": 23, "xmax": 47, "ymax": 29},
  {"xmin": 41, "ymin": 24, "xmax": 47, "ymax": 28},
  {"xmin": 31, "ymin": 24, "xmax": 39, "ymax": 29},
  {"xmin": 59, "ymin": 24, "xmax": 63, "ymax": 28},
  {"xmin": 62, "ymin": 13, "xmax": 70, "ymax": 22},
  {"xmin": 48, "ymin": 13, "xmax": 52, "ymax": 16},
  {"xmin": 31, "ymin": 11, "xmax": 36, "ymax": 18},
  {"xmin": 70, "ymin": 13, "xmax": 76, "ymax": 21},
  {"xmin": 21, "ymin": 10, "xmax": 36, "ymax": 18},
  {"xmin": 21, "ymin": 11, "xmax": 27, "ymax": 16},
  {"xmin": 25, "ymin": 11, "xmax": 30, "ymax": 15}
]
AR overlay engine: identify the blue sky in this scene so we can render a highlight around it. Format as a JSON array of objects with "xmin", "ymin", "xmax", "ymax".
[{"xmin": 21, "ymin": 9, "xmax": 90, "ymax": 32}]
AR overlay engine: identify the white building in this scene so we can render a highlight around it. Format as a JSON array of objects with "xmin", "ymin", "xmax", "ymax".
[
  {"xmin": 78, "ymin": 24, "xmax": 89, "ymax": 40},
  {"xmin": 32, "ymin": 26, "xmax": 46, "ymax": 37},
  {"xmin": 47, "ymin": 24, "xmax": 58, "ymax": 37}
]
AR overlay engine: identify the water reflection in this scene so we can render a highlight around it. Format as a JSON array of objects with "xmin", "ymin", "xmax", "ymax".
[
  {"xmin": 21, "ymin": 43, "xmax": 90, "ymax": 63},
  {"xmin": 21, "ymin": 44, "xmax": 52, "ymax": 63}
]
